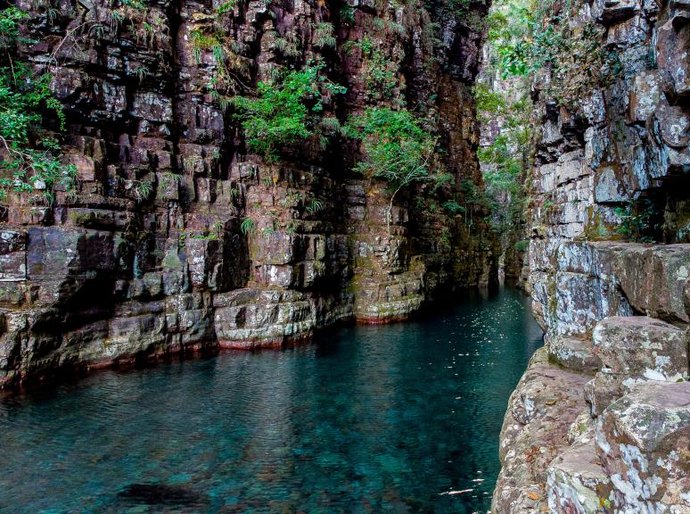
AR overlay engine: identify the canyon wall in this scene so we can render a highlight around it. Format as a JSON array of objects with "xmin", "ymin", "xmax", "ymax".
[
  {"xmin": 493, "ymin": 0, "xmax": 690, "ymax": 512},
  {"xmin": 0, "ymin": 0, "xmax": 496, "ymax": 389}
]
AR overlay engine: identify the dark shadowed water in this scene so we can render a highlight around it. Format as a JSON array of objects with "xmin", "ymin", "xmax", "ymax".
[{"xmin": 0, "ymin": 288, "xmax": 542, "ymax": 514}]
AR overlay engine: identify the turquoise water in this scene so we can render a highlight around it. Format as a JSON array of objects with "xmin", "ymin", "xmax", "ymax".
[{"xmin": 0, "ymin": 288, "xmax": 542, "ymax": 514}]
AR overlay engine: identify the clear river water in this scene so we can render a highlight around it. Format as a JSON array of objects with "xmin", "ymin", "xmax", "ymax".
[{"xmin": 0, "ymin": 287, "xmax": 542, "ymax": 514}]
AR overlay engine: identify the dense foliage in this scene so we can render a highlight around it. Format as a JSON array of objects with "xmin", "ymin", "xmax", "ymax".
[
  {"xmin": 346, "ymin": 107, "xmax": 436, "ymax": 229},
  {"xmin": 232, "ymin": 65, "xmax": 346, "ymax": 162},
  {"xmin": 474, "ymin": 0, "xmax": 536, "ymax": 251},
  {"xmin": 0, "ymin": 6, "xmax": 76, "ymax": 204},
  {"xmin": 486, "ymin": 0, "xmax": 615, "ymax": 105},
  {"xmin": 486, "ymin": 0, "xmax": 561, "ymax": 78}
]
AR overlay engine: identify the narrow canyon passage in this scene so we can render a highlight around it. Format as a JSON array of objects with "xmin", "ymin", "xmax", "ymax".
[
  {"xmin": 4, "ymin": 0, "xmax": 690, "ymax": 510},
  {"xmin": 0, "ymin": 288, "xmax": 542, "ymax": 513}
]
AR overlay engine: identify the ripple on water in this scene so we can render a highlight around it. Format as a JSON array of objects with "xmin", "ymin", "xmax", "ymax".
[{"xmin": 0, "ymin": 287, "xmax": 542, "ymax": 513}]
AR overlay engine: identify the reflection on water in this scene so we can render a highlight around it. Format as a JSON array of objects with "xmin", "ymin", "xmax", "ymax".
[{"xmin": 0, "ymin": 288, "xmax": 542, "ymax": 513}]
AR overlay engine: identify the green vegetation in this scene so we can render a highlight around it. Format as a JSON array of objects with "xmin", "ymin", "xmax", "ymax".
[
  {"xmin": 240, "ymin": 217, "xmax": 256, "ymax": 235},
  {"xmin": 312, "ymin": 22, "xmax": 336, "ymax": 49},
  {"xmin": 305, "ymin": 197, "xmax": 324, "ymax": 215},
  {"xmin": 232, "ymin": 64, "xmax": 346, "ymax": 162},
  {"xmin": 110, "ymin": 0, "xmax": 168, "ymax": 50},
  {"xmin": 190, "ymin": 28, "xmax": 224, "ymax": 64},
  {"xmin": 614, "ymin": 199, "xmax": 661, "ymax": 243},
  {"xmin": 487, "ymin": 0, "xmax": 562, "ymax": 78},
  {"xmin": 0, "ymin": 7, "xmax": 76, "ymax": 204},
  {"xmin": 473, "ymin": 0, "xmax": 536, "ymax": 248},
  {"xmin": 343, "ymin": 37, "xmax": 400, "ymax": 103},
  {"xmin": 214, "ymin": 0, "xmax": 236, "ymax": 15},
  {"xmin": 346, "ymin": 107, "xmax": 436, "ymax": 231},
  {"xmin": 475, "ymin": 0, "xmax": 623, "ymax": 253},
  {"xmin": 339, "ymin": 6, "xmax": 355, "ymax": 26},
  {"xmin": 486, "ymin": 0, "xmax": 616, "ymax": 106}
]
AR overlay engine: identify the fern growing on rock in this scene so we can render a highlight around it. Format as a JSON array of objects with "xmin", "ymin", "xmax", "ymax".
[{"xmin": 0, "ymin": 7, "xmax": 77, "ymax": 205}]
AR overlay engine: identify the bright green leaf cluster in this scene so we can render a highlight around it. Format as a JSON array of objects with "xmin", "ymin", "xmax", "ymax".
[
  {"xmin": 346, "ymin": 108, "xmax": 435, "ymax": 192},
  {"xmin": 0, "ymin": 7, "xmax": 76, "ymax": 203},
  {"xmin": 232, "ymin": 65, "xmax": 346, "ymax": 162}
]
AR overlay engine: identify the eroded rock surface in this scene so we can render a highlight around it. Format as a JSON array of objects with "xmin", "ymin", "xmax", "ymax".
[{"xmin": 494, "ymin": 0, "xmax": 690, "ymax": 511}]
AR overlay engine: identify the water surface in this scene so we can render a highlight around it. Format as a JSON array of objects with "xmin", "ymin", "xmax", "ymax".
[{"xmin": 0, "ymin": 287, "xmax": 542, "ymax": 513}]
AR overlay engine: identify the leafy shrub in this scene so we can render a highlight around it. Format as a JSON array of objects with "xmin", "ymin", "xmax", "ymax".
[
  {"xmin": 232, "ymin": 64, "xmax": 346, "ymax": 162},
  {"xmin": 346, "ymin": 107, "xmax": 436, "ymax": 230}
]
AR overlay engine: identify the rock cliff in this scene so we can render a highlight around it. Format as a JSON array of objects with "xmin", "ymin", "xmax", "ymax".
[
  {"xmin": 493, "ymin": 0, "xmax": 690, "ymax": 512},
  {"xmin": 0, "ymin": 0, "xmax": 496, "ymax": 388}
]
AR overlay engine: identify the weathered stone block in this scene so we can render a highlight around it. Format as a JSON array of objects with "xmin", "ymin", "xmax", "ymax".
[
  {"xmin": 492, "ymin": 348, "xmax": 592, "ymax": 514},
  {"xmin": 548, "ymin": 335, "xmax": 602, "ymax": 373},
  {"xmin": 593, "ymin": 316, "xmax": 689, "ymax": 381},
  {"xmin": 596, "ymin": 382, "xmax": 690, "ymax": 512},
  {"xmin": 629, "ymin": 71, "xmax": 662, "ymax": 124},
  {"xmin": 547, "ymin": 438, "xmax": 612, "ymax": 514},
  {"xmin": 585, "ymin": 373, "xmax": 626, "ymax": 417}
]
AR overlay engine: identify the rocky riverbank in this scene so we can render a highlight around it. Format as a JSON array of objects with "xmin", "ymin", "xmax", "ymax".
[{"xmin": 492, "ymin": 0, "xmax": 690, "ymax": 511}]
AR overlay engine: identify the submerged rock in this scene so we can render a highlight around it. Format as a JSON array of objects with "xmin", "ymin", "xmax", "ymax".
[{"xmin": 117, "ymin": 483, "xmax": 209, "ymax": 508}]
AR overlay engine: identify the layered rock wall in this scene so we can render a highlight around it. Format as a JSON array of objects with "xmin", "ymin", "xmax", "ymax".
[
  {"xmin": 0, "ymin": 0, "xmax": 496, "ymax": 388},
  {"xmin": 494, "ymin": 0, "xmax": 690, "ymax": 512}
]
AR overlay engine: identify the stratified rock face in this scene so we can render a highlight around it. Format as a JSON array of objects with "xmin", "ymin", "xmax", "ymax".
[
  {"xmin": 494, "ymin": 243, "xmax": 690, "ymax": 512},
  {"xmin": 0, "ymin": 0, "xmax": 496, "ymax": 388},
  {"xmin": 493, "ymin": 0, "xmax": 690, "ymax": 512},
  {"xmin": 526, "ymin": 0, "xmax": 690, "ymax": 252}
]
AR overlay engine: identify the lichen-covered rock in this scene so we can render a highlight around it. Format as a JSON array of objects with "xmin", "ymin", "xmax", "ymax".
[
  {"xmin": 547, "ymin": 335, "xmax": 601, "ymax": 373},
  {"xmin": 596, "ymin": 382, "xmax": 690, "ymax": 513},
  {"xmin": 547, "ymin": 436, "xmax": 612, "ymax": 514},
  {"xmin": 496, "ymin": 0, "xmax": 690, "ymax": 510},
  {"xmin": 492, "ymin": 348, "xmax": 592, "ymax": 514},
  {"xmin": 593, "ymin": 316, "xmax": 689, "ymax": 382}
]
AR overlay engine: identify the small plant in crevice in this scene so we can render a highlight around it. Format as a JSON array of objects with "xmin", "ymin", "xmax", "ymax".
[
  {"xmin": 240, "ymin": 217, "xmax": 256, "ymax": 235},
  {"xmin": 613, "ymin": 198, "xmax": 662, "ymax": 243},
  {"xmin": 214, "ymin": 0, "xmax": 236, "ymax": 15},
  {"xmin": 273, "ymin": 32, "xmax": 302, "ymax": 58},
  {"xmin": 132, "ymin": 178, "xmax": 154, "ymax": 201},
  {"xmin": 339, "ymin": 5, "xmax": 355, "ymax": 27},
  {"xmin": 312, "ymin": 22, "xmax": 336, "ymax": 49},
  {"xmin": 305, "ymin": 197, "xmax": 324, "ymax": 215},
  {"xmin": 442, "ymin": 200, "xmax": 465, "ymax": 216},
  {"xmin": 514, "ymin": 239, "xmax": 529, "ymax": 252}
]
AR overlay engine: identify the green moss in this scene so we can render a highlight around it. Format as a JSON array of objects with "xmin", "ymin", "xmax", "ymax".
[{"xmin": 162, "ymin": 250, "xmax": 182, "ymax": 270}]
